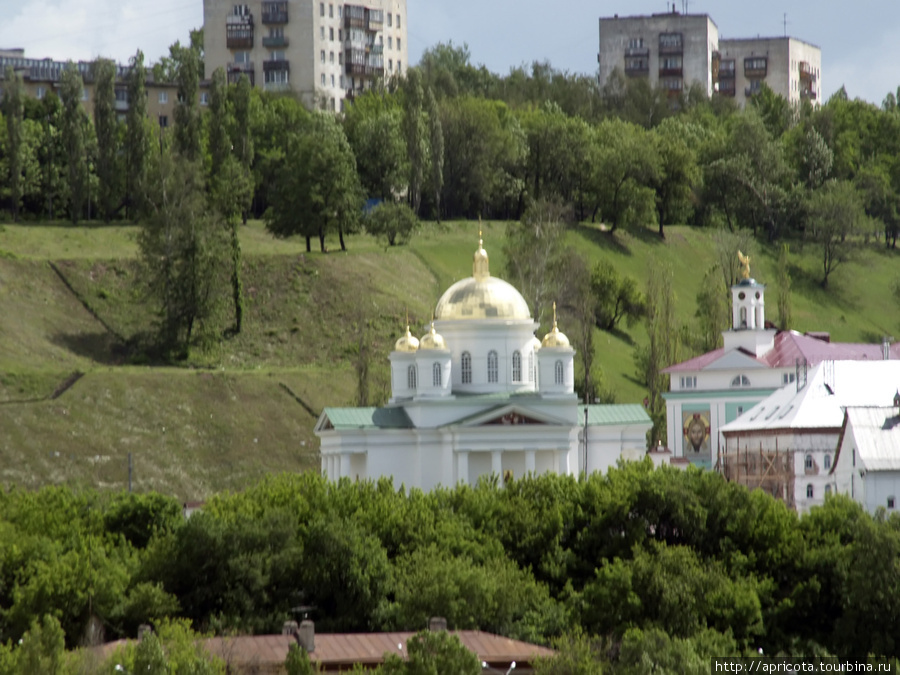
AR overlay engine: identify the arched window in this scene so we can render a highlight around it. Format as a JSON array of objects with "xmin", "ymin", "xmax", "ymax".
[
  {"xmin": 407, "ymin": 365, "xmax": 417, "ymax": 390},
  {"xmin": 487, "ymin": 351, "xmax": 498, "ymax": 383},
  {"xmin": 824, "ymin": 454, "xmax": 831, "ymax": 470},
  {"xmin": 512, "ymin": 351, "xmax": 522, "ymax": 382},
  {"xmin": 824, "ymin": 484, "xmax": 832, "ymax": 496},
  {"xmin": 432, "ymin": 362, "xmax": 442, "ymax": 387},
  {"xmin": 461, "ymin": 352, "xmax": 472, "ymax": 384},
  {"xmin": 806, "ymin": 484, "xmax": 814, "ymax": 499},
  {"xmin": 730, "ymin": 374, "xmax": 751, "ymax": 387},
  {"xmin": 554, "ymin": 360, "xmax": 564, "ymax": 385},
  {"xmin": 740, "ymin": 306, "xmax": 748, "ymax": 328},
  {"xmin": 804, "ymin": 454, "xmax": 814, "ymax": 471},
  {"xmin": 528, "ymin": 351, "xmax": 534, "ymax": 383},
  {"xmin": 889, "ymin": 496, "xmax": 896, "ymax": 509}
]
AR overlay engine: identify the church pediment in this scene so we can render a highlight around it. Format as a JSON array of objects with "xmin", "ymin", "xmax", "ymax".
[
  {"xmin": 448, "ymin": 404, "xmax": 569, "ymax": 428},
  {"xmin": 700, "ymin": 349, "xmax": 767, "ymax": 372}
]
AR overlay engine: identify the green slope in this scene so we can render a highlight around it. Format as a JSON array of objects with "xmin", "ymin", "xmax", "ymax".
[{"xmin": 1, "ymin": 219, "xmax": 899, "ymax": 499}]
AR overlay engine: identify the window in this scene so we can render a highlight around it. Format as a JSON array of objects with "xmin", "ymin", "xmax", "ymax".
[
  {"xmin": 36, "ymin": 86, "xmax": 46, "ymax": 99},
  {"xmin": 328, "ymin": 3, "xmax": 333, "ymax": 17},
  {"xmin": 234, "ymin": 51, "xmax": 250, "ymax": 63},
  {"xmin": 387, "ymin": 12, "xmax": 392, "ymax": 26},
  {"xmin": 737, "ymin": 406, "xmax": 744, "ymax": 416},
  {"xmin": 320, "ymin": 50, "xmax": 325, "ymax": 63},
  {"xmin": 805, "ymin": 454, "xmax": 814, "ymax": 471},
  {"xmin": 320, "ymin": 74, "xmax": 326, "ymax": 85},
  {"xmin": 388, "ymin": 36, "xmax": 392, "ymax": 49},
  {"xmin": 433, "ymin": 363, "xmax": 442, "ymax": 387},
  {"xmin": 81, "ymin": 88, "xmax": 89, "ymax": 101},
  {"xmin": 680, "ymin": 376, "xmax": 697, "ymax": 389},
  {"xmin": 824, "ymin": 454, "xmax": 831, "ymax": 470},
  {"xmin": 806, "ymin": 484, "xmax": 814, "ymax": 499},
  {"xmin": 339, "ymin": 53, "xmax": 343, "ymax": 65},
  {"xmin": 233, "ymin": 3, "xmax": 249, "ymax": 15},
  {"xmin": 397, "ymin": 38, "xmax": 401, "ymax": 51},
  {"xmin": 398, "ymin": 60, "xmax": 402, "ymax": 73},
  {"xmin": 330, "ymin": 74, "xmax": 335, "ymax": 87},
  {"xmin": 339, "ymin": 29, "xmax": 343, "ymax": 40},
  {"xmin": 397, "ymin": 14, "xmax": 400, "ymax": 28},
  {"xmin": 338, "ymin": 6, "xmax": 341, "ymax": 17},
  {"xmin": 329, "ymin": 51, "xmax": 334, "ymax": 63},
  {"xmin": 461, "ymin": 352, "xmax": 472, "ymax": 384},
  {"xmin": 783, "ymin": 372, "xmax": 796, "ymax": 385},
  {"xmin": 320, "ymin": 2, "xmax": 324, "ymax": 16},
  {"xmin": 388, "ymin": 59, "xmax": 393, "ymax": 72},
  {"xmin": 825, "ymin": 484, "xmax": 832, "ymax": 496},
  {"xmin": 487, "ymin": 351, "xmax": 498, "ymax": 383},
  {"xmin": 200, "ymin": 92, "xmax": 209, "ymax": 105},
  {"xmin": 628, "ymin": 37, "xmax": 644, "ymax": 49},
  {"xmin": 407, "ymin": 365, "xmax": 417, "ymax": 389},
  {"xmin": 271, "ymin": 50, "xmax": 285, "ymax": 60},
  {"xmin": 329, "ymin": 27, "xmax": 334, "ymax": 40},
  {"xmin": 265, "ymin": 69, "xmax": 289, "ymax": 85},
  {"xmin": 731, "ymin": 374, "xmax": 751, "ymax": 387},
  {"xmin": 158, "ymin": 115, "xmax": 168, "ymax": 128},
  {"xmin": 555, "ymin": 360, "xmax": 564, "ymax": 385},
  {"xmin": 320, "ymin": 26, "xmax": 325, "ymax": 39},
  {"xmin": 889, "ymin": 496, "xmax": 896, "ymax": 509},
  {"xmin": 528, "ymin": 351, "xmax": 534, "ymax": 383},
  {"xmin": 740, "ymin": 306, "xmax": 747, "ymax": 327},
  {"xmin": 512, "ymin": 351, "xmax": 522, "ymax": 383}
]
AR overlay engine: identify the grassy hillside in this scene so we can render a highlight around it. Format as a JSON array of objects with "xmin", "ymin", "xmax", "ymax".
[{"xmin": 1, "ymin": 219, "xmax": 899, "ymax": 499}]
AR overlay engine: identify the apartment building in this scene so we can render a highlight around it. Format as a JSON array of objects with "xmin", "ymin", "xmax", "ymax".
[
  {"xmin": 598, "ymin": 11, "xmax": 720, "ymax": 98},
  {"xmin": 0, "ymin": 49, "xmax": 183, "ymax": 128},
  {"xmin": 203, "ymin": 0, "xmax": 408, "ymax": 111},
  {"xmin": 718, "ymin": 37, "xmax": 821, "ymax": 106},
  {"xmin": 598, "ymin": 10, "xmax": 822, "ymax": 105}
]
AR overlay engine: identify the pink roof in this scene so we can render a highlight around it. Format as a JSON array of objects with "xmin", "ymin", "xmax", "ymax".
[
  {"xmin": 664, "ymin": 331, "xmax": 900, "ymax": 374},
  {"xmin": 100, "ymin": 631, "xmax": 553, "ymax": 672}
]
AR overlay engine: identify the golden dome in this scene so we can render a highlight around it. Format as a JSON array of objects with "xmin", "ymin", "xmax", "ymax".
[
  {"xmin": 434, "ymin": 231, "xmax": 532, "ymax": 321},
  {"xmin": 394, "ymin": 326, "xmax": 419, "ymax": 352},
  {"xmin": 419, "ymin": 322, "xmax": 447, "ymax": 350},
  {"xmin": 542, "ymin": 302, "xmax": 570, "ymax": 348}
]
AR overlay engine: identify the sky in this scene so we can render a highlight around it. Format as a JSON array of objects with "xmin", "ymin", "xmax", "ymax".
[{"xmin": 0, "ymin": 0, "xmax": 896, "ymax": 105}]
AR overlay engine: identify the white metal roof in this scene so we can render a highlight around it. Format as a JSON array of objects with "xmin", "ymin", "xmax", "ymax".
[
  {"xmin": 846, "ymin": 407, "xmax": 900, "ymax": 471},
  {"xmin": 721, "ymin": 360, "xmax": 900, "ymax": 433}
]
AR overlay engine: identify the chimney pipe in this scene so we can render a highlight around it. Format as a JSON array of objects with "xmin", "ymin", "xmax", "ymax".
[
  {"xmin": 282, "ymin": 621, "xmax": 299, "ymax": 635},
  {"xmin": 297, "ymin": 620, "xmax": 315, "ymax": 652},
  {"xmin": 137, "ymin": 624, "xmax": 152, "ymax": 642},
  {"xmin": 428, "ymin": 617, "xmax": 448, "ymax": 632}
]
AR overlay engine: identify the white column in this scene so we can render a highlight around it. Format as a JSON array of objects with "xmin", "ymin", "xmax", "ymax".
[
  {"xmin": 457, "ymin": 451, "xmax": 469, "ymax": 486},
  {"xmin": 340, "ymin": 454, "xmax": 351, "ymax": 479},
  {"xmin": 525, "ymin": 450, "xmax": 536, "ymax": 475},
  {"xmin": 492, "ymin": 451, "xmax": 502, "ymax": 484},
  {"xmin": 557, "ymin": 449, "xmax": 569, "ymax": 475}
]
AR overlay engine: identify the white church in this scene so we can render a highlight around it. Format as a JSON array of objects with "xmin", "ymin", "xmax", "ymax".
[{"xmin": 314, "ymin": 236, "xmax": 651, "ymax": 490}]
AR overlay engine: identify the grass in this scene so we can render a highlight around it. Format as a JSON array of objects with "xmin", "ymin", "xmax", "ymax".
[{"xmin": 2, "ymin": 216, "xmax": 900, "ymax": 498}]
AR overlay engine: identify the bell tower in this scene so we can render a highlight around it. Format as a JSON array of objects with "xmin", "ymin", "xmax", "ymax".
[{"xmin": 722, "ymin": 251, "xmax": 777, "ymax": 357}]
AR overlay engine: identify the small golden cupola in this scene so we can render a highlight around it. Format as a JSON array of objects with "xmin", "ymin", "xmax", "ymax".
[
  {"xmin": 473, "ymin": 228, "xmax": 489, "ymax": 281},
  {"xmin": 419, "ymin": 321, "xmax": 447, "ymax": 351},
  {"xmin": 542, "ymin": 302, "xmax": 570, "ymax": 348},
  {"xmin": 394, "ymin": 325, "xmax": 420, "ymax": 352}
]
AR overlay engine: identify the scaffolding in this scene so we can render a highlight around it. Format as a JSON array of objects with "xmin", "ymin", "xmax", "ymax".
[{"xmin": 720, "ymin": 436, "xmax": 795, "ymax": 509}]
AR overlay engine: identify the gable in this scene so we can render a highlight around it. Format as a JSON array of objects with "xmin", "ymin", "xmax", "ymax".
[
  {"xmin": 449, "ymin": 403, "xmax": 569, "ymax": 428},
  {"xmin": 700, "ymin": 349, "xmax": 767, "ymax": 372}
]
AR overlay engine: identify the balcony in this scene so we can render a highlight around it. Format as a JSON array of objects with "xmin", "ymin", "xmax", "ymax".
[
  {"xmin": 659, "ymin": 66, "xmax": 682, "ymax": 77},
  {"xmin": 658, "ymin": 33, "xmax": 683, "ymax": 55},
  {"xmin": 262, "ymin": 35, "xmax": 289, "ymax": 48},
  {"xmin": 744, "ymin": 57, "xmax": 767, "ymax": 78},
  {"xmin": 261, "ymin": 2, "xmax": 288, "ymax": 24},
  {"xmin": 718, "ymin": 61, "xmax": 736, "ymax": 79},
  {"xmin": 344, "ymin": 5, "xmax": 367, "ymax": 29},
  {"xmin": 717, "ymin": 81, "xmax": 736, "ymax": 96},
  {"xmin": 800, "ymin": 86, "xmax": 817, "ymax": 99},
  {"xmin": 227, "ymin": 70, "xmax": 254, "ymax": 86},
  {"xmin": 263, "ymin": 59, "xmax": 290, "ymax": 72},
  {"xmin": 798, "ymin": 61, "xmax": 816, "ymax": 81},
  {"xmin": 624, "ymin": 59, "xmax": 649, "ymax": 75},
  {"xmin": 367, "ymin": 9, "xmax": 384, "ymax": 28}
]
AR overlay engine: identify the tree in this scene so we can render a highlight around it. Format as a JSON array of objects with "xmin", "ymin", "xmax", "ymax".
[
  {"xmin": 807, "ymin": 180, "xmax": 863, "ymax": 287},
  {"xmin": 364, "ymin": 201, "xmax": 420, "ymax": 246},
  {"xmin": 125, "ymin": 50, "xmax": 150, "ymax": 219},
  {"xmin": 503, "ymin": 199, "xmax": 569, "ymax": 326},
  {"xmin": 401, "ymin": 69, "xmax": 427, "ymax": 214},
  {"xmin": 776, "ymin": 244, "xmax": 792, "ymax": 330},
  {"xmin": 588, "ymin": 118, "xmax": 659, "ymax": 232},
  {"xmin": 590, "ymin": 261, "xmax": 645, "ymax": 331},
  {"xmin": 2, "ymin": 65, "xmax": 24, "ymax": 222},
  {"xmin": 652, "ymin": 117, "xmax": 700, "ymax": 235},
  {"xmin": 285, "ymin": 643, "xmax": 319, "ymax": 675},
  {"xmin": 562, "ymin": 254, "xmax": 598, "ymax": 403},
  {"xmin": 138, "ymin": 149, "xmax": 227, "ymax": 356},
  {"xmin": 382, "ymin": 630, "xmax": 481, "ymax": 675},
  {"xmin": 59, "ymin": 64, "xmax": 88, "ymax": 222},
  {"xmin": 425, "ymin": 86, "xmax": 444, "ymax": 220},
  {"xmin": 230, "ymin": 73, "xmax": 254, "ymax": 223},
  {"xmin": 691, "ymin": 265, "xmax": 728, "ymax": 354},
  {"xmin": 17, "ymin": 615, "xmax": 66, "ymax": 675},
  {"xmin": 173, "ymin": 42, "xmax": 202, "ymax": 161},
  {"xmin": 344, "ymin": 102, "xmax": 407, "ymax": 201},
  {"xmin": 265, "ymin": 114, "xmax": 363, "ymax": 252},
  {"xmin": 92, "ymin": 58, "xmax": 120, "ymax": 221}
]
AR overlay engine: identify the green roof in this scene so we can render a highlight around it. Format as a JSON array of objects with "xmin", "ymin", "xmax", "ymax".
[
  {"xmin": 322, "ymin": 407, "xmax": 413, "ymax": 430},
  {"xmin": 585, "ymin": 404, "xmax": 651, "ymax": 427}
]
